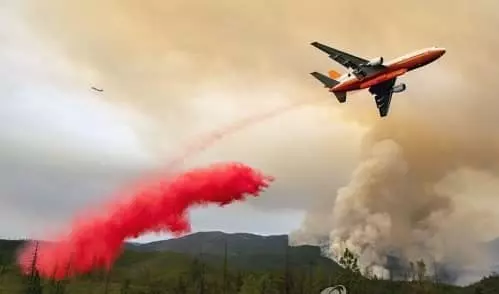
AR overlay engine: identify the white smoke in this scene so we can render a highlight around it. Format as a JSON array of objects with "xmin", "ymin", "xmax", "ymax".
[{"xmin": 293, "ymin": 136, "xmax": 499, "ymax": 283}]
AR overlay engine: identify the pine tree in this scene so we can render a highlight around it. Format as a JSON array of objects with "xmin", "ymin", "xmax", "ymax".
[
  {"xmin": 337, "ymin": 248, "xmax": 362, "ymax": 293},
  {"xmin": 284, "ymin": 244, "xmax": 290, "ymax": 294},
  {"xmin": 222, "ymin": 238, "xmax": 228, "ymax": 294},
  {"xmin": 416, "ymin": 259, "xmax": 426, "ymax": 282},
  {"xmin": 47, "ymin": 266, "xmax": 58, "ymax": 294},
  {"xmin": 338, "ymin": 248, "xmax": 360, "ymax": 275},
  {"xmin": 25, "ymin": 241, "xmax": 43, "ymax": 294}
]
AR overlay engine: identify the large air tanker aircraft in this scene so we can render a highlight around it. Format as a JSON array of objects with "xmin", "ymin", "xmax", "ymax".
[{"xmin": 310, "ymin": 42, "xmax": 446, "ymax": 117}]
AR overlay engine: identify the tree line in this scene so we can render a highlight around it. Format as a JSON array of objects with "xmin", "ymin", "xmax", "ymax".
[{"xmin": 0, "ymin": 241, "xmax": 497, "ymax": 294}]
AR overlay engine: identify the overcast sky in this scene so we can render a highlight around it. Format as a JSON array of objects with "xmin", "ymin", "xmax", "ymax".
[
  {"xmin": 3, "ymin": 0, "xmax": 499, "ymax": 262},
  {"xmin": 0, "ymin": 2, "xmax": 365, "ymax": 243},
  {"xmin": 4, "ymin": 1, "xmax": 499, "ymax": 285},
  {"xmin": 0, "ymin": 18, "xmax": 313, "ymax": 242}
]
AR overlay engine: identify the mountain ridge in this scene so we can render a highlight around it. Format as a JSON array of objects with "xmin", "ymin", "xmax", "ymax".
[
  {"xmin": 0, "ymin": 231, "xmax": 343, "ymax": 275},
  {"xmin": 128, "ymin": 231, "xmax": 291, "ymax": 256}
]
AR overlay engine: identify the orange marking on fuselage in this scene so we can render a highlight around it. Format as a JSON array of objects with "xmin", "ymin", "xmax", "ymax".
[{"xmin": 328, "ymin": 70, "xmax": 341, "ymax": 79}]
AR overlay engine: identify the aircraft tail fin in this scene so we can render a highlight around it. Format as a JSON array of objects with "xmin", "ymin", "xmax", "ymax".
[
  {"xmin": 310, "ymin": 72, "xmax": 340, "ymax": 88},
  {"xmin": 310, "ymin": 72, "xmax": 346, "ymax": 103}
]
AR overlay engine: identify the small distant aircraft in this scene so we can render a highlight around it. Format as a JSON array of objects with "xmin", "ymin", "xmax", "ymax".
[
  {"xmin": 310, "ymin": 42, "xmax": 446, "ymax": 117},
  {"xmin": 91, "ymin": 87, "xmax": 103, "ymax": 92}
]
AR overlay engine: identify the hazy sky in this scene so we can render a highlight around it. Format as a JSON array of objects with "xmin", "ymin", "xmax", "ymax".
[
  {"xmin": 2, "ymin": 0, "xmax": 499, "ymax": 269},
  {"xmin": 0, "ymin": 1, "xmax": 363, "ymax": 243}
]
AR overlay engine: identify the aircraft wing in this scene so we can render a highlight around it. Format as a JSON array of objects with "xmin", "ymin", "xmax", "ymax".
[
  {"xmin": 311, "ymin": 42, "xmax": 386, "ymax": 78},
  {"xmin": 311, "ymin": 42, "xmax": 368, "ymax": 69},
  {"xmin": 368, "ymin": 78, "xmax": 396, "ymax": 117}
]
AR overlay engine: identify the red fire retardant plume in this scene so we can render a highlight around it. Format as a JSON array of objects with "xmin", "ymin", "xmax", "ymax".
[{"xmin": 17, "ymin": 162, "xmax": 273, "ymax": 280}]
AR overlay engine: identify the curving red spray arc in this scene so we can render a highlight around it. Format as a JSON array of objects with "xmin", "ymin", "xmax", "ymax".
[
  {"xmin": 165, "ymin": 98, "xmax": 321, "ymax": 169},
  {"xmin": 17, "ymin": 162, "xmax": 273, "ymax": 280}
]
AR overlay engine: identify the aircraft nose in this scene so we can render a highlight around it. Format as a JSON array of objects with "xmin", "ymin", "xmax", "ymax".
[{"xmin": 435, "ymin": 47, "xmax": 446, "ymax": 56}]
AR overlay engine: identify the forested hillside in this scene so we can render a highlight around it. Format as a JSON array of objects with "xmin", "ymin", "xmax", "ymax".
[{"xmin": 0, "ymin": 232, "xmax": 498, "ymax": 293}]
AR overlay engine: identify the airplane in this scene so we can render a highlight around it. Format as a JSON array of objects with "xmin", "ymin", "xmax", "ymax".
[
  {"xmin": 91, "ymin": 86, "xmax": 103, "ymax": 92},
  {"xmin": 309, "ymin": 42, "xmax": 446, "ymax": 117}
]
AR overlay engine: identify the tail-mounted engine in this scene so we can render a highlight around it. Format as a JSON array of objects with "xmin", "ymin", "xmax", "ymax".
[{"xmin": 392, "ymin": 83, "xmax": 406, "ymax": 93}]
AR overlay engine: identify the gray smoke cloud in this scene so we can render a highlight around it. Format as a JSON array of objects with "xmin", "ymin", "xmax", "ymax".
[{"xmin": 17, "ymin": 0, "xmax": 499, "ymax": 284}]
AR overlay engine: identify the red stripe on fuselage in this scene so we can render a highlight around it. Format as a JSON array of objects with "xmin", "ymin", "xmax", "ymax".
[
  {"xmin": 331, "ymin": 50, "xmax": 442, "ymax": 92},
  {"xmin": 360, "ymin": 68, "xmax": 407, "ymax": 88}
]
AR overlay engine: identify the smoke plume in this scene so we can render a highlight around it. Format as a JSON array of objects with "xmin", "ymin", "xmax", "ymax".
[{"xmin": 20, "ymin": 0, "xmax": 499, "ymax": 284}]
